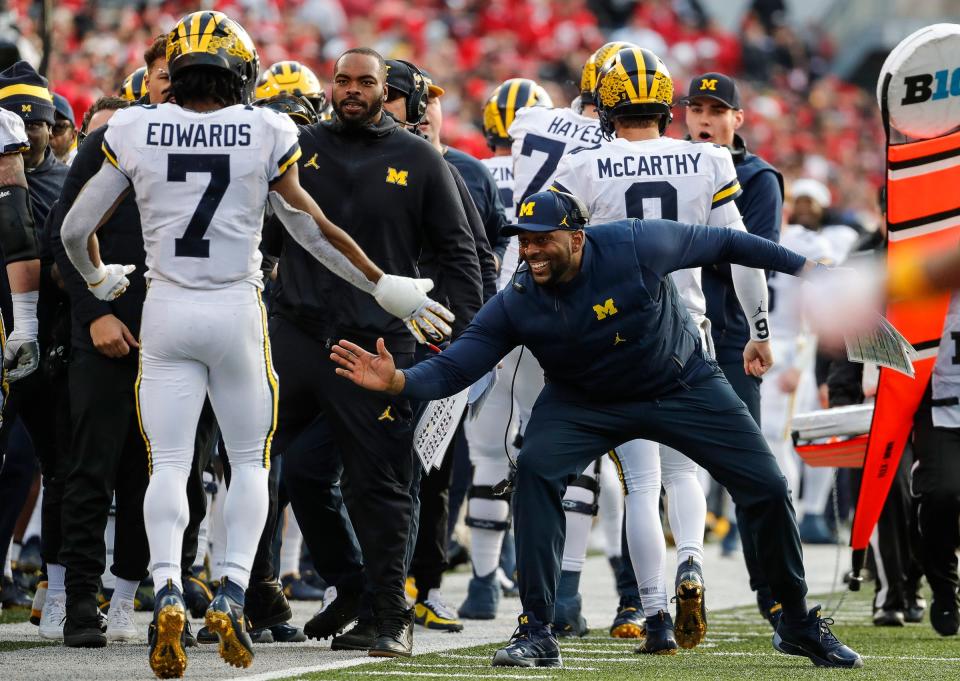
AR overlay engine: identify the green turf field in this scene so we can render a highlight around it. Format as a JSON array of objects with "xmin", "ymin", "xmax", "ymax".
[
  {"xmin": 0, "ymin": 609, "xmax": 29, "ymax": 625},
  {"xmin": 281, "ymin": 589, "xmax": 959, "ymax": 681}
]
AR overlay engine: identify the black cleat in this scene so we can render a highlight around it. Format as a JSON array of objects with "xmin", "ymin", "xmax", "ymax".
[
  {"xmin": 930, "ymin": 595, "xmax": 960, "ymax": 636},
  {"xmin": 758, "ymin": 592, "xmax": 783, "ymax": 630},
  {"xmin": 635, "ymin": 610, "xmax": 678, "ymax": 655},
  {"xmin": 873, "ymin": 609, "xmax": 905, "ymax": 627},
  {"xmin": 492, "ymin": 612, "xmax": 562, "ymax": 668},
  {"xmin": 183, "ymin": 575, "xmax": 214, "ymax": 619},
  {"xmin": 183, "ymin": 620, "xmax": 197, "ymax": 648},
  {"xmin": 610, "ymin": 601, "xmax": 645, "ymax": 639},
  {"xmin": 270, "ymin": 622, "xmax": 307, "ymax": 642},
  {"xmin": 332, "ymin": 619, "xmax": 378, "ymax": 650},
  {"xmin": 205, "ymin": 580, "xmax": 254, "ymax": 670},
  {"xmin": 244, "ymin": 579, "xmax": 292, "ymax": 630},
  {"xmin": 148, "ymin": 580, "xmax": 188, "ymax": 679},
  {"xmin": 369, "ymin": 607, "xmax": 414, "ymax": 658},
  {"xmin": 304, "ymin": 585, "xmax": 362, "ymax": 639},
  {"xmin": 673, "ymin": 557, "xmax": 706, "ymax": 649},
  {"xmin": 553, "ymin": 593, "xmax": 588, "ymax": 638},
  {"xmin": 195, "ymin": 625, "xmax": 217, "ymax": 644},
  {"xmin": 773, "ymin": 605, "xmax": 864, "ymax": 668},
  {"xmin": 1, "ymin": 576, "xmax": 32, "ymax": 609},
  {"xmin": 281, "ymin": 573, "xmax": 326, "ymax": 601},
  {"xmin": 905, "ymin": 594, "xmax": 926, "ymax": 624}
]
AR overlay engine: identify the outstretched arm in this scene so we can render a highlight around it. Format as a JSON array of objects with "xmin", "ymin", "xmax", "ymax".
[
  {"xmin": 270, "ymin": 165, "xmax": 454, "ymax": 343},
  {"xmin": 333, "ymin": 295, "xmax": 518, "ymax": 401},
  {"xmin": 634, "ymin": 219, "xmax": 814, "ymax": 278}
]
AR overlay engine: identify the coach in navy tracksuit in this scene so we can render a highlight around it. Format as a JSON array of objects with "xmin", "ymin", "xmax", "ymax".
[{"xmin": 330, "ymin": 190, "xmax": 863, "ymax": 670}]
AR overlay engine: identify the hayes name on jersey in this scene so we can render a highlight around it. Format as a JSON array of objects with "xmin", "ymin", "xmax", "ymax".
[{"xmin": 545, "ymin": 115, "xmax": 605, "ymax": 145}]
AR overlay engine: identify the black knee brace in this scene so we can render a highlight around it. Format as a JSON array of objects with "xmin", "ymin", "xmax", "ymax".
[
  {"xmin": 562, "ymin": 461, "xmax": 601, "ymax": 516},
  {"xmin": 465, "ymin": 485, "xmax": 512, "ymax": 531}
]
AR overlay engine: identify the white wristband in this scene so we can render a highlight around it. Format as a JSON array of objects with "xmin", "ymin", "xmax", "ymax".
[{"xmin": 84, "ymin": 262, "xmax": 109, "ymax": 287}]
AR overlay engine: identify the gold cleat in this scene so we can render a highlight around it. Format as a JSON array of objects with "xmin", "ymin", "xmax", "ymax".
[
  {"xmin": 205, "ymin": 598, "xmax": 254, "ymax": 669},
  {"xmin": 611, "ymin": 621, "xmax": 646, "ymax": 638},
  {"xmin": 674, "ymin": 578, "xmax": 707, "ymax": 649},
  {"xmin": 149, "ymin": 604, "xmax": 188, "ymax": 679}
]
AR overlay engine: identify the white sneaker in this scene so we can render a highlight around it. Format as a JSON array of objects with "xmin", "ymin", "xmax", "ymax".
[
  {"xmin": 38, "ymin": 592, "xmax": 66, "ymax": 641},
  {"xmin": 106, "ymin": 598, "xmax": 138, "ymax": 642}
]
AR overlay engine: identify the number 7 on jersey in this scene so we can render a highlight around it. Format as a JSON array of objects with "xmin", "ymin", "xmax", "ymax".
[{"xmin": 169, "ymin": 153, "xmax": 231, "ymax": 258}]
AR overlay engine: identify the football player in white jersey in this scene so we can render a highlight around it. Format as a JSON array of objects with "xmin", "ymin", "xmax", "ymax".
[
  {"xmin": 60, "ymin": 12, "xmax": 452, "ymax": 679},
  {"xmin": 505, "ymin": 42, "xmax": 639, "ymax": 638},
  {"xmin": 551, "ymin": 46, "xmax": 773, "ymax": 653},
  {"xmin": 457, "ymin": 78, "xmax": 552, "ymax": 620}
]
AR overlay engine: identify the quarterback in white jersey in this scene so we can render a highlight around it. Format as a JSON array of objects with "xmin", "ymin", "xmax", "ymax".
[
  {"xmin": 60, "ymin": 12, "xmax": 452, "ymax": 679},
  {"xmin": 552, "ymin": 46, "xmax": 771, "ymax": 651}
]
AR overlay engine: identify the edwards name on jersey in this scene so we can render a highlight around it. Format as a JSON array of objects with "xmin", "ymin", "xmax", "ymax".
[{"xmin": 102, "ymin": 102, "xmax": 300, "ymax": 290}]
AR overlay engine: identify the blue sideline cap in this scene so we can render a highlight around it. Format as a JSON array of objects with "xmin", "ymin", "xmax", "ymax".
[{"xmin": 502, "ymin": 189, "xmax": 589, "ymax": 236}]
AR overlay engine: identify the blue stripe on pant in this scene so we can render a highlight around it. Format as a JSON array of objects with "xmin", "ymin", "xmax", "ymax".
[{"xmin": 514, "ymin": 367, "xmax": 806, "ymax": 624}]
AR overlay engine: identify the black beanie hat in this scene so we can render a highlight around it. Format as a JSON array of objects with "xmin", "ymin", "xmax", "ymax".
[{"xmin": 0, "ymin": 61, "xmax": 55, "ymax": 125}]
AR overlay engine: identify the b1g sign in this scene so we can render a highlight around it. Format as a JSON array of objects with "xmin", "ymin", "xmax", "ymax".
[{"xmin": 879, "ymin": 23, "xmax": 960, "ymax": 139}]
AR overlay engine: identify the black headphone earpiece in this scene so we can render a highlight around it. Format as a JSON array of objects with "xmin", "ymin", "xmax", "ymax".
[
  {"xmin": 396, "ymin": 59, "xmax": 428, "ymax": 126},
  {"xmin": 551, "ymin": 190, "xmax": 590, "ymax": 226}
]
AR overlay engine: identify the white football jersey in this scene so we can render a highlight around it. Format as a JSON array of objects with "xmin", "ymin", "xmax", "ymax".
[
  {"xmin": 769, "ymin": 224, "xmax": 837, "ymax": 339},
  {"xmin": 933, "ymin": 291, "xmax": 960, "ymax": 428},
  {"xmin": 103, "ymin": 102, "xmax": 300, "ymax": 290},
  {"xmin": 552, "ymin": 136, "xmax": 742, "ymax": 323},
  {"xmin": 481, "ymin": 154, "xmax": 520, "ymax": 290},
  {"xmin": 508, "ymin": 106, "xmax": 604, "ymax": 212}
]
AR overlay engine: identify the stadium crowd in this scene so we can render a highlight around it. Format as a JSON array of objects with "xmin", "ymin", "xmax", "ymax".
[{"xmin": 0, "ymin": 0, "xmax": 955, "ymax": 679}]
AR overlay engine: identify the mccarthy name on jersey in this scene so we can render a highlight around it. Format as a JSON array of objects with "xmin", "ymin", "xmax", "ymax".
[{"xmin": 595, "ymin": 151, "xmax": 704, "ymax": 178}]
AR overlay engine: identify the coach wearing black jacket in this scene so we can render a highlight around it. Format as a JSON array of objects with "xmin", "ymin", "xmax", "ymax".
[{"xmin": 271, "ymin": 48, "xmax": 483, "ymax": 657}]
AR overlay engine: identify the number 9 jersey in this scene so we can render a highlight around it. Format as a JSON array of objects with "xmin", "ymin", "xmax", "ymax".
[{"xmin": 102, "ymin": 102, "xmax": 301, "ymax": 290}]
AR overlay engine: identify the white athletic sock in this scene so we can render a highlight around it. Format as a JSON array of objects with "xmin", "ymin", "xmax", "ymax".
[
  {"xmin": 468, "ymin": 498, "xmax": 510, "ymax": 577},
  {"xmin": 800, "ymin": 465, "xmax": 834, "ymax": 517},
  {"xmin": 47, "ymin": 564, "xmax": 66, "ymax": 597},
  {"xmin": 191, "ymin": 480, "xmax": 213, "ymax": 571},
  {"xmin": 663, "ymin": 475, "xmax": 706, "ymax": 569},
  {"xmin": 24, "ymin": 487, "xmax": 42, "ymax": 541},
  {"xmin": 560, "ymin": 484, "xmax": 594, "ymax": 573},
  {"xmin": 598, "ymin": 457, "xmax": 624, "ymax": 559},
  {"xmin": 3, "ymin": 545, "xmax": 12, "ymax": 579},
  {"xmin": 102, "ymin": 508, "xmax": 117, "ymax": 589},
  {"xmin": 112, "ymin": 577, "xmax": 139, "ymax": 607},
  {"xmin": 219, "ymin": 465, "xmax": 269, "ymax": 592},
  {"xmin": 623, "ymin": 488, "xmax": 667, "ymax": 617},
  {"xmin": 278, "ymin": 508, "xmax": 303, "ymax": 577},
  {"xmin": 144, "ymin": 468, "xmax": 191, "ymax": 592},
  {"xmin": 210, "ymin": 478, "xmax": 227, "ymax": 581}
]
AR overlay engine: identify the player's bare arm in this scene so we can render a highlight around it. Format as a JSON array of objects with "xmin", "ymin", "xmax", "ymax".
[
  {"xmin": 271, "ymin": 163, "xmax": 383, "ymax": 283},
  {"xmin": 269, "ymin": 163, "xmax": 456, "ymax": 343}
]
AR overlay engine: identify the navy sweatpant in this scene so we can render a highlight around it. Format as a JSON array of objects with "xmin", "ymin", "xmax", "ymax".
[{"xmin": 513, "ymin": 368, "xmax": 807, "ymax": 624}]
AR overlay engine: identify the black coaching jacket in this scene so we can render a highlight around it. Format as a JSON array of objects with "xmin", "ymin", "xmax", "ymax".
[{"xmin": 270, "ymin": 113, "xmax": 484, "ymax": 352}]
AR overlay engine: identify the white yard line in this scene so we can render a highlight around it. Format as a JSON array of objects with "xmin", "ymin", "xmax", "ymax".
[{"xmin": 225, "ymin": 657, "xmax": 389, "ymax": 681}]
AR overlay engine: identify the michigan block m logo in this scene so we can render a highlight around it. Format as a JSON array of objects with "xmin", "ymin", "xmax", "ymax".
[
  {"xmin": 386, "ymin": 167, "xmax": 408, "ymax": 186},
  {"xmin": 699, "ymin": 78, "xmax": 718, "ymax": 91},
  {"xmin": 593, "ymin": 298, "xmax": 618, "ymax": 320},
  {"xmin": 519, "ymin": 201, "xmax": 535, "ymax": 217}
]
